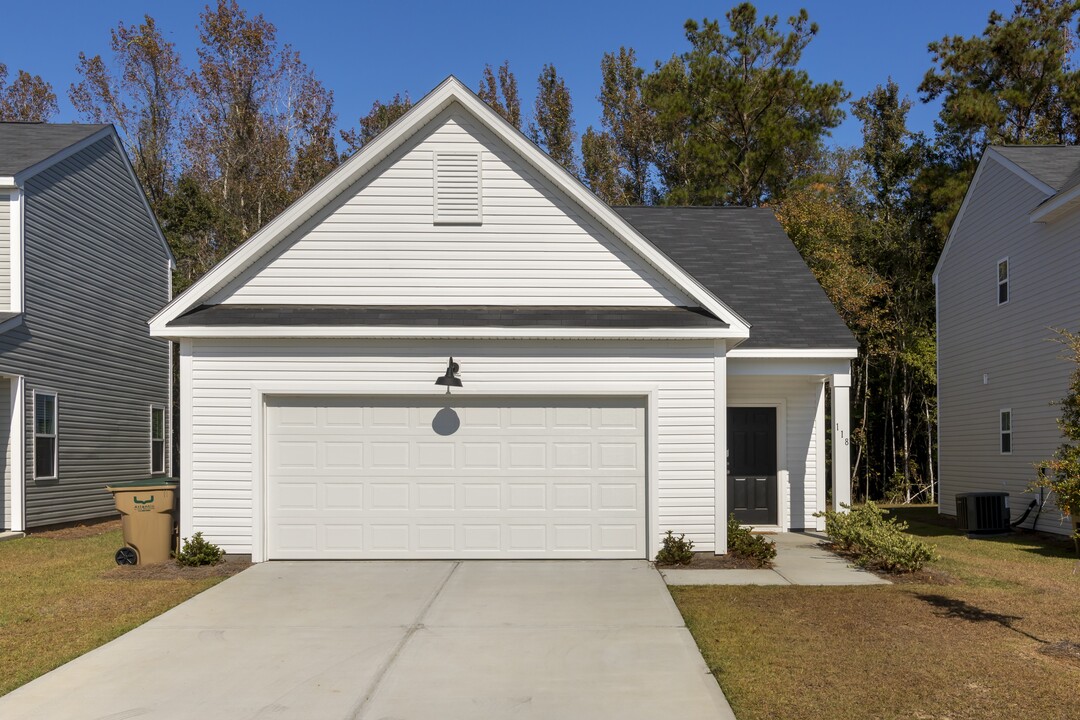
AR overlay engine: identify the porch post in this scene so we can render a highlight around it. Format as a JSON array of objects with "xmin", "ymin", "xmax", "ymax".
[
  {"xmin": 714, "ymin": 341, "xmax": 728, "ymax": 554},
  {"xmin": 831, "ymin": 372, "xmax": 852, "ymax": 512}
]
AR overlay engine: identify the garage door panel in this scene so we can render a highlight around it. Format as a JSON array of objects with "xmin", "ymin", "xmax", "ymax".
[{"xmin": 266, "ymin": 396, "xmax": 646, "ymax": 559}]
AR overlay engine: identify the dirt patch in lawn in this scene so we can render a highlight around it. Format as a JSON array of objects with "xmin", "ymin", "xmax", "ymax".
[
  {"xmin": 658, "ymin": 551, "xmax": 768, "ymax": 570},
  {"xmin": 101, "ymin": 554, "xmax": 252, "ymax": 581}
]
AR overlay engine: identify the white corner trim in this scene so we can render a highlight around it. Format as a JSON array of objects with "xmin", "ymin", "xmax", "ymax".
[
  {"xmin": 12, "ymin": 126, "xmax": 114, "ymax": 185},
  {"xmin": 9, "ymin": 376, "xmax": 25, "ymax": 532},
  {"xmin": 178, "ymin": 341, "xmax": 193, "ymax": 542},
  {"xmin": 0, "ymin": 176, "xmax": 16, "ymax": 189},
  {"xmin": 9, "ymin": 189, "xmax": 23, "ymax": 312},
  {"xmin": 713, "ymin": 341, "xmax": 728, "ymax": 554},
  {"xmin": 149, "ymin": 76, "xmax": 749, "ymax": 336},
  {"xmin": 151, "ymin": 324, "xmax": 745, "ymax": 341},
  {"xmin": 934, "ymin": 150, "xmax": 1055, "ymax": 282}
]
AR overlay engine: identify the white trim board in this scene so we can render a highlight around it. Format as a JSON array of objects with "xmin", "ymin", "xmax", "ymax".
[
  {"xmin": 153, "ymin": 324, "xmax": 744, "ymax": 341},
  {"xmin": 150, "ymin": 77, "xmax": 750, "ymax": 338}
]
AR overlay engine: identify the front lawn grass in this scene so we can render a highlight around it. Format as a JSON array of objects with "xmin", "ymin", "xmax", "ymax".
[
  {"xmin": 671, "ymin": 506, "xmax": 1080, "ymax": 720},
  {"xmin": 0, "ymin": 522, "xmax": 230, "ymax": 696}
]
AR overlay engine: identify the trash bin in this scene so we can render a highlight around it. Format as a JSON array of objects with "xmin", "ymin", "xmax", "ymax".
[{"xmin": 106, "ymin": 478, "xmax": 179, "ymax": 565}]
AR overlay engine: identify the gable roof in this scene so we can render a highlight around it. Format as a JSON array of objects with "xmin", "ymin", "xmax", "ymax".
[
  {"xmin": 992, "ymin": 145, "xmax": 1080, "ymax": 192},
  {"xmin": 615, "ymin": 207, "xmax": 857, "ymax": 350},
  {"xmin": 150, "ymin": 76, "xmax": 750, "ymax": 340},
  {"xmin": 0, "ymin": 122, "xmax": 111, "ymax": 178}
]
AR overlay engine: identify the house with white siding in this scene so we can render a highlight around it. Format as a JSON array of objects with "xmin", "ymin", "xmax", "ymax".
[
  {"xmin": 936, "ymin": 145, "xmax": 1080, "ymax": 535},
  {"xmin": 0, "ymin": 123, "xmax": 173, "ymax": 534},
  {"xmin": 150, "ymin": 76, "xmax": 857, "ymax": 561}
]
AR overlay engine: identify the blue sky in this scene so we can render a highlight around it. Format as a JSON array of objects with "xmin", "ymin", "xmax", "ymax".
[{"xmin": 5, "ymin": 0, "xmax": 1003, "ymax": 149}]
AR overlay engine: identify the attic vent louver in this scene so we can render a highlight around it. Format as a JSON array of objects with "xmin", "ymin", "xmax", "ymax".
[{"xmin": 434, "ymin": 151, "xmax": 482, "ymax": 224}]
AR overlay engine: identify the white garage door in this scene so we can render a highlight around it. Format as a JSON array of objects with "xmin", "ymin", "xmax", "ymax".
[{"xmin": 265, "ymin": 396, "xmax": 646, "ymax": 559}]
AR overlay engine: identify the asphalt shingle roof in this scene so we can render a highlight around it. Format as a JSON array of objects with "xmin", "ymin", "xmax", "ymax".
[
  {"xmin": 0, "ymin": 122, "xmax": 110, "ymax": 176},
  {"xmin": 615, "ymin": 206, "xmax": 857, "ymax": 350},
  {"xmin": 172, "ymin": 305, "xmax": 729, "ymax": 329},
  {"xmin": 993, "ymin": 145, "xmax": 1080, "ymax": 192}
]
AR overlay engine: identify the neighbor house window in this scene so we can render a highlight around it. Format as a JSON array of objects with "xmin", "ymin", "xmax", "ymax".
[
  {"xmin": 151, "ymin": 406, "xmax": 166, "ymax": 475},
  {"xmin": 997, "ymin": 258, "xmax": 1009, "ymax": 304},
  {"xmin": 34, "ymin": 391, "xmax": 57, "ymax": 479},
  {"xmin": 1000, "ymin": 409, "xmax": 1012, "ymax": 454}
]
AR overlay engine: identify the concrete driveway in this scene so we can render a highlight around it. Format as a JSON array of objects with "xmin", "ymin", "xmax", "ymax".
[{"xmin": 0, "ymin": 561, "xmax": 734, "ymax": 719}]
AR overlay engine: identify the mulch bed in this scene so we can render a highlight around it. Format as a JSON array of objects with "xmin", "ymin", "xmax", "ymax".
[
  {"xmin": 657, "ymin": 551, "xmax": 770, "ymax": 570},
  {"xmin": 102, "ymin": 554, "xmax": 252, "ymax": 581}
]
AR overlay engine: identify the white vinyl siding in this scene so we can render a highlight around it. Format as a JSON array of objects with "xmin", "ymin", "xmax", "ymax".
[
  {"xmin": 210, "ymin": 107, "xmax": 689, "ymax": 307},
  {"xmin": 0, "ymin": 194, "xmax": 10, "ymax": 309},
  {"xmin": 728, "ymin": 373, "xmax": 823, "ymax": 530},
  {"xmin": 937, "ymin": 156, "xmax": 1080, "ymax": 534},
  {"xmin": 186, "ymin": 338, "xmax": 717, "ymax": 555}
]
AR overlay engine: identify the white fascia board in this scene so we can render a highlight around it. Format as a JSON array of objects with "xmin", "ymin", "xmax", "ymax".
[
  {"xmin": 934, "ymin": 149, "xmax": 1054, "ymax": 283},
  {"xmin": 0, "ymin": 177, "xmax": 16, "ymax": 189},
  {"xmin": 150, "ymin": 324, "xmax": 745, "ymax": 341},
  {"xmin": 150, "ymin": 76, "xmax": 748, "ymax": 335},
  {"xmin": 1029, "ymin": 184, "xmax": 1080, "ymax": 222},
  {"xmin": 12, "ymin": 126, "xmax": 114, "ymax": 185},
  {"xmin": 727, "ymin": 347, "xmax": 858, "ymax": 359}
]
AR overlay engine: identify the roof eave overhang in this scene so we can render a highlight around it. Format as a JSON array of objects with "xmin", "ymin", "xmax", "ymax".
[
  {"xmin": 727, "ymin": 347, "xmax": 858, "ymax": 359},
  {"xmin": 1028, "ymin": 185, "xmax": 1080, "ymax": 223},
  {"xmin": 151, "ymin": 324, "xmax": 749, "ymax": 342},
  {"xmin": 149, "ymin": 76, "xmax": 751, "ymax": 335}
]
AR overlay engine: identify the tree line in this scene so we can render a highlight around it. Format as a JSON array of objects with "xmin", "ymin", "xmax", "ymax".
[{"xmin": 3, "ymin": 0, "xmax": 1076, "ymax": 504}]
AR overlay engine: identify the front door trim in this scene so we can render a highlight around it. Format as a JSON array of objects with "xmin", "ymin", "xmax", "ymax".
[{"xmin": 727, "ymin": 400, "xmax": 786, "ymax": 531}]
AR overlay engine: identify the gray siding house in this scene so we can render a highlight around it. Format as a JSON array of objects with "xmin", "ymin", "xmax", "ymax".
[
  {"xmin": 936, "ymin": 145, "xmax": 1080, "ymax": 535},
  {"xmin": 0, "ymin": 123, "xmax": 173, "ymax": 532}
]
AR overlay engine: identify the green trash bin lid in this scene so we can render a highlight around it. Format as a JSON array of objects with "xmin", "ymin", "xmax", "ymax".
[{"xmin": 106, "ymin": 477, "xmax": 179, "ymax": 489}]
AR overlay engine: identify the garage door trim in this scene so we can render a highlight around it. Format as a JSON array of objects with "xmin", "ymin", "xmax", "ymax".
[{"xmin": 250, "ymin": 385, "xmax": 660, "ymax": 562}]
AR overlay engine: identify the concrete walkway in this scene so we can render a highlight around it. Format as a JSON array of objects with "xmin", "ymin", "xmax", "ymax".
[
  {"xmin": 661, "ymin": 531, "xmax": 891, "ymax": 586},
  {"xmin": 0, "ymin": 560, "xmax": 735, "ymax": 720}
]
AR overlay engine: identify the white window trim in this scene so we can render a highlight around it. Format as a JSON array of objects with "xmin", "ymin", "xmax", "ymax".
[
  {"xmin": 1000, "ymin": 408, "xmax": 1012, "ymax": 455},
  {"xmin": 997, "ymin": 257, "xmax": 1009, "ymax": 306},
  {"xmin": 33, "ymin": 389, "xmax": 58, "ymax": 480},
  {"xmin": 150, "ymin": 404, "xmax": 166, "ymax": 476}
]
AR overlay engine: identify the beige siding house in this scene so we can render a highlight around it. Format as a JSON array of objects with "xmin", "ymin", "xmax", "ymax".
[
  {"xmin": 936, "ymin": 146, "xmax": 1080, "ymax": 535},
  {"xmin": 151, "ymin": 77, "xmax": 857, "ymax": 561}
]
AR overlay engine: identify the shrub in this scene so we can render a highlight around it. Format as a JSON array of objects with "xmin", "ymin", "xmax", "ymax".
[
  {"xmin": 176, "ymin": 532, "xmax": 225, "ymax": 567},
  {"xmin": 727, "ymin": 515, "xmax": 777, "ymax": 567},
  {"xmin": 816, "ymin": 501, "xmax": 939, "ymax": 573},
  {"xmin": 655, "ymin": 530, "xmax": 694, "ymax": 565}
]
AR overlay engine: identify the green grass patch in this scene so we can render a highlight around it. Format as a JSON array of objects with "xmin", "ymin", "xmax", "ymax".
[
  {"xmin": 0, "ymin": 523, "xmax": 229, "ymax": 696},
  {"xmin": 670, "ymin": 505, "xmax": 1080, "ymax": 720}
]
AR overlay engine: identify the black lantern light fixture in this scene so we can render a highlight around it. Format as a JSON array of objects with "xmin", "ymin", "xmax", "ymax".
[{"xmin": 435, "ymin": 357, "xmax": 462, "ymax": 394}]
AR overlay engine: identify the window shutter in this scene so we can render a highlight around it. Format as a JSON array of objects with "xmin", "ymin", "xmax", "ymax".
[{"xmin": 434, "ymin": 152, "xmax": 482, "ymax": 224}]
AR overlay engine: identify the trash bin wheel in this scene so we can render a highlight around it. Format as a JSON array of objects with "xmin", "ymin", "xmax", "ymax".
[{"xmin": 115, "ymin": 547, "xmax": 138, "ymax": 565}]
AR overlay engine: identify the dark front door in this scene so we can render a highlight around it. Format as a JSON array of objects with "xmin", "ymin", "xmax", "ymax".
[{"xmin": 728, "ymin": 407, "xmax": 778, "ymax": 525}]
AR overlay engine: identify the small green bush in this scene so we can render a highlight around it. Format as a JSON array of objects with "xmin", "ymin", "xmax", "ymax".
[
  {"xmin": 727, "ymin": 515, "xmax": 777, "ymax": 567},
  {"xmin": 176, "ymin": 532, "xmax": 225, "ymax": 567},
  {"xmin": 816, "ymin": 501, "xmax": 939, "ymax": 573},
  {"xmin": 655, "ymin": 530, "xmax": 695, "ymax": 565}
]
